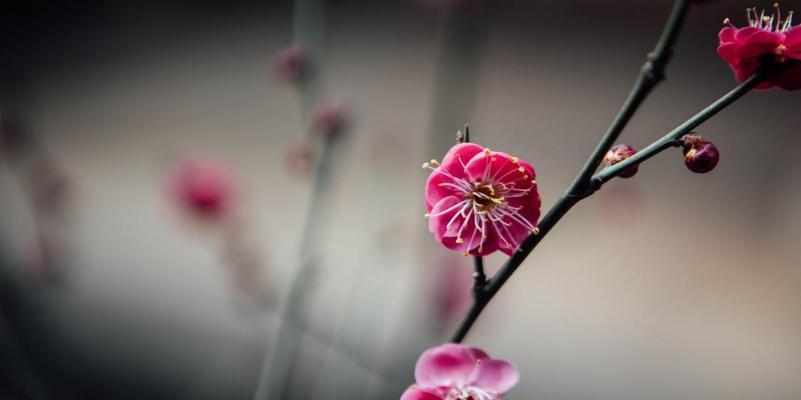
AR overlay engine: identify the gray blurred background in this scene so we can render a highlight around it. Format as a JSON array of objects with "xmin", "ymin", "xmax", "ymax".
[{"xmin": 1, "ymin": 0, "xmax": 800, "ymax": 399}]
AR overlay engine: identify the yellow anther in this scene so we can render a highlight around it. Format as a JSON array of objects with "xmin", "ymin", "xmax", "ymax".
[
  {"xmin": 531, "ymin": 180, "xmax": 537, "ymax": 184},
  {"xmin": 510, "ymin": 157, "xmax": 519, "ymax": 164},
  {"xmin": 532, "ymin": 227, "xmax": 540, "ymax": 235},
  {"xmin": 523, "ymin": 175, "xmax": 529, "ymax": 180},
  {"xmin": 430, "ymin": 159, "xmax": 440, "ymax": 167},
  {"xmin": 723, "ymin": 17, "xmax": 730, "ymax": 24},
  {"xmin": 518, "ymin": 167, "xmax": 525, "ymax": 173},
  {"xmin": 774, "ymin": 2, "xmax": 780, "ymax": 8},
  {"xmin": 462, "ymin": 252, "xmax": 469, "ymax": 257},
  {"xmin": 455, "ymin": 238, "xmax": 464, "ymax": 244},
  {"xmin": 483, "ymin": 148, "xmax": 491, "ymax": 155},
  {"xmin": 424, "ymin": 213, "xmax": 430, "ymax": 218},
  {"xmin": 422, "ymin": 162, "xmax": 430, "ymax": 169}
]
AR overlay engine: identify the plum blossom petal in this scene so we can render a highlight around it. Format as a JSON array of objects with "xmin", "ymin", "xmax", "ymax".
[
  {"xmin": 415, "ymin": 343, "xmax": 479, "ymax": 389},
  {"xmin": 472, "ymin": 359, "xmax": 520, "ymax": 395},
  {"xmin": 717, "ymin": 6, "xmax": 801, "ymax": 90},
  {"xmin": 400, "ymin": 387, "xmax": 442, "ymax": 400},
  {"xmin": 404, "ymin": 343, "xmax": 519, "ymax": 400}
]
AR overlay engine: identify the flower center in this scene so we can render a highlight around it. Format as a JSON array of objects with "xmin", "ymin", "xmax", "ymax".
[{"xmin": 467, "ymin": 181, "xmax": 505, "ymax": 212}]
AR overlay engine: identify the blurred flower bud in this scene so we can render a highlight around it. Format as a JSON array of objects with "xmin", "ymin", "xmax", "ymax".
[
  {"xmin": 271, "ymin": 45, "xmax": 309, "ymax": 84},
  {"xmin": 168, "ymin": 157, "xmax": 236, "ymax": 219},
  {"xmin": 603, "ymin": 144, "xmax": 638, "ymax": 178},
  {"xmin": 681, "ymin": 134, "xmax": 719, "ymax": 174},
  {"xmin": 310, "ymin": 99, "xmax": 350, "ymax": 138}
]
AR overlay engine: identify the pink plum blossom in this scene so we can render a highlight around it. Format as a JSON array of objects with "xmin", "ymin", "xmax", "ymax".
[
  {"xmin": 271, "ymin": 45, "xmax": 309, "ymax": 84},
  {"xmin": 424, "ymin": 143, "xmax": 541, "ymax": 256},
  {"xmin": 717, "ymin": 5, "xmax": 801, "ymax": 90},
  {"xmin": 168, "ymin": 157, "xmax": 236, "ymax": 219},
  {"xmin": 401, "ymin": 343, "xmax": 519, "ymax": 400},
  {"xmin": 310, "ymin": 99, "xmax": 350, "ymax": 138}
]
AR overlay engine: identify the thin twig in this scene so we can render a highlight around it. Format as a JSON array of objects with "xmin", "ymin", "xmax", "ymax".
[
  {"xmin": 590, "ymin": 71, "xmax": 766, "ymax": 187},
  {"xmin": 569, "ymin": 0, "xmax": 688, "ymax": 196}
]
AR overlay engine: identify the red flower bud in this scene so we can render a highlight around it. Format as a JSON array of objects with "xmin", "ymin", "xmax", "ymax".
[
  {"xmin": 603, "ymin": 144, "xmax": 638, "ymax": 178},
  {"xmin": 680, "ymin": 133, "xmax": 719, "ymax": 174}
]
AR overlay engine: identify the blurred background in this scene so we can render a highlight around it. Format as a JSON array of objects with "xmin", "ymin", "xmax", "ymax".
[{"xmin": 1, "ymin": 0, "xmax": 800, "ymax": 399}]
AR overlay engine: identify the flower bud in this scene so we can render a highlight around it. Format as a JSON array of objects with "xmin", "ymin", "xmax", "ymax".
[
  {"xmin": 310, "ymin": 100, "xmax": 350, "ymax": 138},
  {"xmin": 680, "ymin": 133, "xmax": 719, "ymax": 174},
  {"xmin": 603, "ymin": 144, "xmax": 638, "ymax": 178},
  {"xmin": 271, "ymin": 45, "xmax": 309, "ymax": 84}
]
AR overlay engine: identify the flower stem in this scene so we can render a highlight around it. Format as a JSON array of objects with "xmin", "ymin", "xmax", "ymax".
[
  {"xmin": 591, "ymin": 72, "xmax": 765, "ymax": 186},
  {"xmin": 569, "ymin": 0, "xmax": 688, "ymax": 195}
]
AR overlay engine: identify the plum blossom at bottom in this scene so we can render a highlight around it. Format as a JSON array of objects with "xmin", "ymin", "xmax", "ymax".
[{"xmin": 401, "ymin": 343, "xmax": 519, "ymax": 400}]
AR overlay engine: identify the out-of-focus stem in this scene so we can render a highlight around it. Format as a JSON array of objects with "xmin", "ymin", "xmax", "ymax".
[{"xmin": 253, "ymin": 0, "xmax": 334, "ymax": 399}]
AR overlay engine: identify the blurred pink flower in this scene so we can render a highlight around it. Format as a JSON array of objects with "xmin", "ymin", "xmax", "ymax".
[
  {"xmin": 168, "ymin": 157, "xmax": 236, "ymax": 219},
  {"xmin": 271, "ymin": 45, "xmax": 309, "ymax": 84},
  {"xmin": 310, "ymin": 99, "xmax": 350, "ymax": 138},
  {"xmin": 401, "ymin": 343, "xmax": 519, "ymax": 400},
  {"xmin": 424, "ymin": 143, "xmax": 541, "ymax": 256},
  {"xmin": 717, "ymin": 6, "xmax": 801, "ymax": 90}
]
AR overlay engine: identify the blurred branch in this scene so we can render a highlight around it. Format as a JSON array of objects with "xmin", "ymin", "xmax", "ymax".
[{"xmin": 253, "ymin": 0, "xmax": 341, "ymax": 399}]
